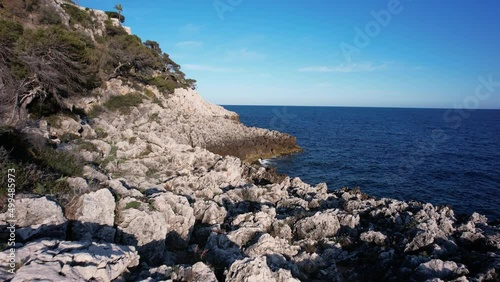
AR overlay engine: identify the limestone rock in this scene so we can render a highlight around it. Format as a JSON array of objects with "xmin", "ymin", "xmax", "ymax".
[
  {"xmin": 15, "ymin": 197, "xmax": 67, "ymax": 241},
  {"xmin": 360, "ymin": 231, "xmax": 387, "ymax": 245},
  {"xmin": 294, "ymin": 210, "xmax": 340, "ymax": 240},
  {"xmin": 152, "ymin": 192, "xmax": 195, "ymax": 249},
  {"xmin": 414, "ymin": 259, "xmax": 469, "ymax": 280},
  {"xmin": 245, "ymin": 233, "xmax": 300, "ymax": 258},
  {"xmin": 193, "ymin": 200, "xmax": 227, "ymax": 225},
  {"xmin": 176, "ymin": 262, "xmax": 217, "ymax": 282},
  {"xmin": 66, "ymin": 189, "xmax": 116, "ymax": 242},
  {"xmin": 0, "ymin": 240, "xmax": 138, "ymax": 282},
  {"xmin": 225, "ymin": 256, "xmax": 299, "ymax": 282},
  {"xmin": 116, "ymin": 198, "xmax": 168, "ymax": 264}
]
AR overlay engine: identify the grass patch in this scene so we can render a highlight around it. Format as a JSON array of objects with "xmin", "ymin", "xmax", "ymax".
[
  {"xmin": 149, "ymin": 113, "xmax": 159, "ymax": 122},
  {"xmin": 61, "ymin": 3, "xmax": 92, "ymax": 28},
  {"xmin": 124, "ymin": 201, "xmax": 141, "ymax": 210},
  {"xmin": 100, "ymin": 145, "xmax": 118, "ymax": 167},
  {"xmin": 95, "ymin": 128, "xmax": 108, "ymax": 139},
  {"xmin": 77, "ymin": 140, "xmax": 97, "ymax": 151},
  {"xmin": 104, "ymin": 93, "xmax": 143, "ymax": 114},
  {"xmin": 87, "ymin": 105, "xmax": 105, "ymax": 119},
  {"xmin": 148, "ymin": 76, "xmax": 178, "ymax": 94},
  {"xmin": 138, "ymin": 144, "xmax": 153, "ymax": 157},
  {"xmin": 35, "ymin": 148, "xmax": 84, "ymax": 176},
  {"xmin": 60, "ymin": 133, "xmax": 80, "ymax": 143}
]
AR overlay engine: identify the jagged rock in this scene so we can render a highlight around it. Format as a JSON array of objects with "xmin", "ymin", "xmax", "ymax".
[
  {"xmin": 66, "ymin": 177, "xmax": 89, "ymax": 192},
  {"xmin": 245, "ymin": 233, "xmax": 300, "ymax": 258},
  {"xmin": 175, "ymin": 262, "xmax": 218, "ymax": 282},
  {"xmin": 136, "ymin": 265, "xmax": 173, "ymax": 281},
  {"xmin": 360, "ymin": 231, "xmax": 387, "ymax": 245},
  {"xmin": 228, "ymin": 207, "xmax": 276, "ymax": 246},
  {"xmin": 294, "ymin": 210, "xmax": 340, "ymax": 240},
  {"xmin": 116, "ymin": 198, "xmax": 168, "ymax": 264},
  {"xmin": 108, "ymin": 179, "xmax": 144, "ymax": 198},
  {"xmin": 270, "ymin": 220, "xmax": 293, "ymax": 241},
  {"xmin": 66, "ymin": 189, "xmax": 116, "ymax": 242},
  {"xmin": 414, "ymin": 259, "xmax": 469, "ymax": 280},
  {"xmin": 225, "ymin": 256, "xmax": 299, "ymax": 282},
  {"xmin": 15, "ymin": 197, "xmax": 67, "ymax": 241},
  {"xmin": 48, "ymin": 116, "xmax": 82, "ymax": 137},
  {"xmin": 204, "ymin": 233, "xmax": 244, "ymax": 268},
  {"xmin": 152, "ymin": 192, "xmax": 195, "ymax": 249},
  {"xmin": 193, "ymin": 200, "xmax": 227, "ymax": 225},
  {"xmin": 0, "ymin": 240, "xmax": 138, "ymax": 282},
  {"xmin": 83, "ymin": 165, "xmax": 109, "ymax": 183}
]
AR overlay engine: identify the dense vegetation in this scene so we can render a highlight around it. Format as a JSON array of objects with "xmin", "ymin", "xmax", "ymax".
[
  {"xmin": 0, "ymin": 0, "xmax": 196, "ymax": 125},
  {"xmin": 0, "ymin": 0, "xmax": 197, "ymax": 209}
]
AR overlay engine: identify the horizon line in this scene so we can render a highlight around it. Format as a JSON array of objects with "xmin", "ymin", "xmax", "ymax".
[{"xmin": 219, "ymin": 104, "xmax": 500, "ymax": 110}]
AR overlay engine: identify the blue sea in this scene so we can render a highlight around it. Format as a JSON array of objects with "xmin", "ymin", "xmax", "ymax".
[{"xmin": 224, "ymin": 106, "xmax": 500, "ymax": 221}]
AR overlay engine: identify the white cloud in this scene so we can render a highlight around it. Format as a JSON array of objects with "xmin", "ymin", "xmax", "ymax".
[
  {"xmin": 225, "ymin": 48, "xmax": 266, "ymax": 61},
  {"xmin": 175, "ymin": 41, "xmax": 203, "ymax": 48},
  {"xmin": 183, "ymin": 64, "xmax": 234, "ymax": 72},
  {"xmin": 298, "ymin": 63, "xmax": 388, "ymax": 73},
  {"xmin": 179, "ymin": 23, "xmax": 201, "ymax": 34}
]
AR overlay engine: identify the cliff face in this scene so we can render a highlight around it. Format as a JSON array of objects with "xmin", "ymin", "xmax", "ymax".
[{"xmin": 0, "ymin": 1, "xmax": 498, "ymax": 282}]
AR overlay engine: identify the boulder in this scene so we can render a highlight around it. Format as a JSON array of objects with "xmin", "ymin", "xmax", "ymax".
[
  {"xmin": 15, "ymin": 197, "xmax": 67, "ymax": 241},
  {"xmin": 66, "ymin": 189, "xmax": 116, "ymax": 242},
  {"xmin": 0, "ymin": 240, "xmax": 138, "ymax": 282},
  {"xmin": 116, "ymin": 198, "xmax": 168, "ymax": 264},
  {"xmin": 225, "ymin": 256, "xmax": 299, "ymax": 282},
  {"xmin": 294, "ymin": 210, "xmax": 340, "ymax": 240},
  {"xmin": 152, "ymin": 192, "xmax": 195, "ymax": 249},
  {"xmin": 360, "ymin": 231, "xmax": 387, "ymax": 245},
  {"xmin": 193, "ymin": 200, "xmax": 227, "ymax": 225},
  {"xmin": 414, "ymin": 259, "xmax": 469, "ymax": 280}
]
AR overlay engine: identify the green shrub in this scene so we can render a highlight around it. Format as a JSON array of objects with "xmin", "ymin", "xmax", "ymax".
[
  {"xmin": 60, "ymin": 133, "xmax": 80, "ymax": 143},
  {"xmin": 124, "ymin": 201, "xmax": 141, "ymax": 210},
  {"xmin": 95, "ymin": 128, "xmax": 108, "ymax": 138},
  {"xmin": 61, "ymin": 3, "xmax": 92, "ymax": 28},
  {"xmin": 77, "ymin": 140, "xmax": 97, "ymax": 151},
  {"xmin": 35, "ymin": 148, "xmax": 83, "ymax": 176},
  {"xmin": 105, "ymin": 11, "xmax": 125, "ymax": 23},
  {"xmin": 87, "ymin": 105, "xmax": 105, "ymax": 119},
  {"xmin": 16, "ymin": 26, "xmax": 100, "ymax": 105},
  {"xmin": 104, "ymin": 19, "xmax": 127, "ymax": 36},
  {"xmin": 100, "ymin": 145, "xmax": 117, "ymax": 167},
  {"xmin": 39, "ymin": 6, "xmax": 62, "ymax": 25},
  {"xmin": 0, "ymin": 19, "xmax": 24, "ymax": 44},
  {"xmin": 104, "ymin": 93, "xmax": 143, "ymax": 114},
  {"xmin": 148, "ymin": 76, "xmax": 178, "ymax": 93}
]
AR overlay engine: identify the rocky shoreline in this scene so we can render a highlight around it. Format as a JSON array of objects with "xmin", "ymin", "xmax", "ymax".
[
  {"xmin": 0, "ymin": 79, "xmax": 499, "ymax": 281},
  {"xmin": 0, "ymin": 2, "xmax": 498, "ymax": 281}
]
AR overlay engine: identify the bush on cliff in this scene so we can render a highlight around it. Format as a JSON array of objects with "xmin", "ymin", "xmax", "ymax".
[
  {"xmin": 0, "ymin": 127, "xmax": 84, "ymax": 211},
  {"xmin": 104, "ymin": 93, "xmax": 144, "ymax": 114}
]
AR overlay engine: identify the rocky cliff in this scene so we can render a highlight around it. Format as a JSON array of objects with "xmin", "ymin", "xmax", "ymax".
[{"xmin": 0, "ymin": 1, "xmax": 498, "ymax": 282}]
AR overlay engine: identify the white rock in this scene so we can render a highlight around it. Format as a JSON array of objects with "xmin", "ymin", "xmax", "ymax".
[
  {"xmin": 66, "ymin": 189, "xmax": 116, "ymax": 242},
  {"xmin": 15, "ymin": 197, "xmax": 67, "ymax": 241},
  {"xmin": 294, "ymin": 210, "xmax": 340, "ymax": 240}
]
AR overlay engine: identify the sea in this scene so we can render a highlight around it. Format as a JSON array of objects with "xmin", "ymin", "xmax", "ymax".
[{"xmin": 224, "ymin": 106, "xmax": 500, "ymax": 221}]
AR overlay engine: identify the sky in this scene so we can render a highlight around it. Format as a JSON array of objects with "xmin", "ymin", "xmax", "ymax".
[{"xmin": 80, "ymin": 0, "xmax": 500, "ymax": 108}]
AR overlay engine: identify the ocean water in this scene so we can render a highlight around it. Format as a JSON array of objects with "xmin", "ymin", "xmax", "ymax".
[{"xmin": 224, "ymin": 106, "xmax": 500, "ymax": 220}]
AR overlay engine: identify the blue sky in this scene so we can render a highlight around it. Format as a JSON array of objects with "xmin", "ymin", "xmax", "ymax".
[{"xmin": 80, "ymin": 0, "xmax": 500, "ymax": 108}]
